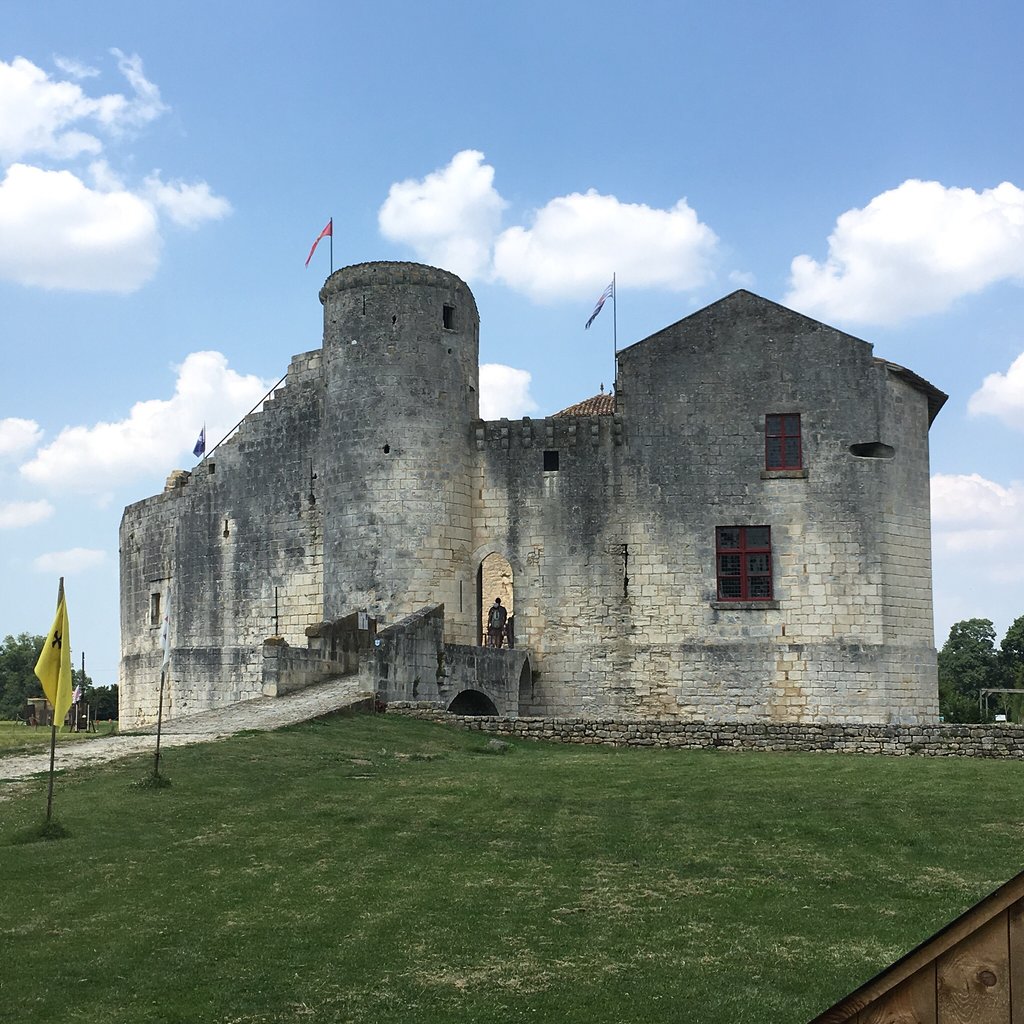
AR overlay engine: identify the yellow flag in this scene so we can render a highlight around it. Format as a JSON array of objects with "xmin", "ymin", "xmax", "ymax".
[{"xmin": 35, "ymin": 593, "xmax": 72, "ymax": 728}]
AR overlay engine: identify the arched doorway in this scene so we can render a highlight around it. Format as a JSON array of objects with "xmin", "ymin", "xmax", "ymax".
[
  {"xmin": 477, "ymin": 552, "xmax": 514, "ymax": 648},
  {"xmin": 448, "ymin": 689, "xmax": 499, "ymax": 716}
]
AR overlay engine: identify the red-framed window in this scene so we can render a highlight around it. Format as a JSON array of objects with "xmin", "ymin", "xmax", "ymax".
[
  {"xmin": 716, "ymin": 526, "xmax": 773, "ymax": 601},
  {"xmin": 766, "ymin": 413, "xmax": 801, "ymax": 470}
]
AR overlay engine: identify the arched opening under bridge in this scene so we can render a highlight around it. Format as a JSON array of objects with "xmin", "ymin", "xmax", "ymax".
[{"xmin": 447, "ymin": 689, "xmax": 499, "ymax": 716}]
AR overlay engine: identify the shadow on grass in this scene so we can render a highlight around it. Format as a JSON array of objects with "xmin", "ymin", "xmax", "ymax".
[
  {"xmin": 11, "ymin": 819, "xmax": 70, "ymax": 845},
  {"xmin": 132, "ymin": 771, "xmax": 173, "ymax": 790}
]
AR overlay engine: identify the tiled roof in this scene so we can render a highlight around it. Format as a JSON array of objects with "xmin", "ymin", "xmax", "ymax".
[{"xmin": 553, "ymin": 392, "xmax": 615, "ymax": 417}]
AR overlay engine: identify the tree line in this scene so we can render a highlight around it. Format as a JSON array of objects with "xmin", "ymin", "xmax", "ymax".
[
  {"xmin": 938, "ymin": 616, "xmax": 1024, "ymax": 723},
  {"xmin": 0, "ymin": 633, "xmax": 118, "ymax": 721}
]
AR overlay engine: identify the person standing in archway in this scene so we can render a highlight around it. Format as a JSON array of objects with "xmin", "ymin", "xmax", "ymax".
[{"xmin": 487, "ymin": 598, "xmax": 508, "ymax": 648}]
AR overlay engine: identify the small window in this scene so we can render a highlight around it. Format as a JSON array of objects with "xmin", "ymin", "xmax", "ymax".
[
  {"xmin": 716, "ymin": 526, "xmax": 773, "ymax": 601},
  {"xmin": 543, "ymin": 450, "xmax": 559, "ymax": 472},
  {"xmin": 766, "ymin": 414, "xmax": 801, "ymax": 470},
  {"xmin": 443, "ymin": 304, "xmax": 455, "ymax": 330},
  {"xmin": 150, "ymin": 592, "xmax": 161, "ymax": 626}
]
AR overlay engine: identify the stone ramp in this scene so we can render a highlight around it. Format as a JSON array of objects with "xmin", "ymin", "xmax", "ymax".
[{"xmin": 0, "ymin": 675, "xmax": 372, "ymax": 787}]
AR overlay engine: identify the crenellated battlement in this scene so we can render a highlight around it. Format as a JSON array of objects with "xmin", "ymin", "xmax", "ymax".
[{"xmin": 475, "ymin": 414, "xmax": 624, "ymax": 451}]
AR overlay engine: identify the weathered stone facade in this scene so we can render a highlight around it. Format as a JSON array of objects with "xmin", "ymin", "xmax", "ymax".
[{"xmin": 120, "ymin": 261, "xmax": 945, "ymax": 729}]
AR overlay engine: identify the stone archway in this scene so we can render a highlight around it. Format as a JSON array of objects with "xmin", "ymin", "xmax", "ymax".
[
  {"xmin": 477, "ymin": 552, "xmax": 514, "ymax": 647},
  {"xmin": 447, "ymin": 689, "xmax": 499, "ymax": 716}
]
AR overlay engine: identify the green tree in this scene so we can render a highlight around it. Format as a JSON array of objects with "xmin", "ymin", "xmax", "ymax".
[
  {"xmin": 0, "ymin": 633, "xmax": 45, "ymax": 719},
  {"xmin": 997, "ymin": 615, "xmax": 1024, "ymax": 721},
  {"xmin": 1001, "ymin": 615, "xmax": 1024, "ymax": 686},
  {"xmin": 937, "ymin": 618, "xmax": 1008, "ymax": 722},
  {"xmin": 88, "ymin": 684, "xmax": 119, "ymax": 720}
]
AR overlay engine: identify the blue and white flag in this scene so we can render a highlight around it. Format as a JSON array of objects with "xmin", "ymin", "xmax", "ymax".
[
  {"xmin": 585, "ymin": 282, "xmax": 614, "ymax": 330},
  {"xmin": 193, "ymin": 427, "xmax": 206, "ymax": 458}
]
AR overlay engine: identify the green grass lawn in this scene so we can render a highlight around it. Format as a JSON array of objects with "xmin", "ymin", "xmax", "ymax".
[
  {"xmin": 0, "ymin": 720, "xmax": 117, "ymax": 755},
  {"xmin": 2, "ymin": 713, "xmax": 1023, "ymax": 1024}
]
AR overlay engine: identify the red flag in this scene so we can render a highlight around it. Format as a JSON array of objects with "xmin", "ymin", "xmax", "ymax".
[{"xmin": 305, "ymin": 218, "xmax": 332, "ymax": 267}]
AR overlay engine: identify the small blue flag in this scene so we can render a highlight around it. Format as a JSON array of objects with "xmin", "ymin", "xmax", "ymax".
[{"xmin": 193, "ymin": 427, "xmax": 206, "ymax": 458}]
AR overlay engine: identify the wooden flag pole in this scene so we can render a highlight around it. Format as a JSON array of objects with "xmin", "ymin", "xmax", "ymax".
[{"xmin": 44, "ymin": 576, "xmax": 65, "ymax": 823}]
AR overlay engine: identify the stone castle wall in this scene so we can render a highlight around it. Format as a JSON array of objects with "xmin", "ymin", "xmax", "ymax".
[
  {"xmin": 471, "ymin": 296, "xmax": 939, "ymax": 724},
  {"xmin": 119, "ymin": 349, "xmax": 325, "ymax": 728},
  {"xmin": 120, "ymin": 267, "xmax": 943, "ymax": 728}
]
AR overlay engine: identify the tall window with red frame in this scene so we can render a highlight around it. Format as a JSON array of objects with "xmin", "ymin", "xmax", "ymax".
[
  {"xmin": 765, "ymin": 413, "xmax": 801, "ymax": 470},
  {"xmin": 716, "ymin": 526, "xmax": 773, "ymax": 600}
]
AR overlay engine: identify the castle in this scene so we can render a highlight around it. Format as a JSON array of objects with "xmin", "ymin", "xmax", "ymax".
[{"xmin": 119, "ymin": 262, "xmax": 946, "ymax": 729}]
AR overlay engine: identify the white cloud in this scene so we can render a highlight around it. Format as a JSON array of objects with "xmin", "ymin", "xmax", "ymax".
[
  {"xmin": 931, "ymin": 472, "xmax": 1024, "ymax": 552},
  {"xmin": 108, "ymin": 49, "xmax": 168, "ymax": 131},
  {"xmin": 0, "ymin": 54, "xmax": 227, "ymax": 292},
  {"xmin": 0, "ymin": 163, "xmax": 160, "ymax": 291},
  {"xmin": 0, "ymin": 417, "xmax": 43, "ymax": 456},
  {"xmin": 143, "ymin": 173, "xmax": 232, "ymax": 228},
  {"xmin": 479, "ymin": 364, "xmax": 539, "ymax": 419},
  {"xmin": 378, "ymin": 150, "xmax": 506, "ymax": 281},
  {"xmin": 786, "ymin": 180, "xmax": 1024, "ymax": 325},
  {"xmin": 378, "ymin": 150, "xmax": 719, "ymax": 301},
  {"xmin": 493, "ymin": 191, "xmax": 718, "ymax": 301},
  {"xmin": 0, "ymin": 53, "xmax": 164, "ymax": 163},
  {"xmin": 0, "ymin": 56, "xmax": 103, "ymax": 161},
  {"xmin": 33, "ymin": 547, "xmax": 106, "ymax": 574},
  {"xmin": 52, "ymin": 56, "xmax": 100, "ymax": 80},
  {"xmin": 968, "ymin": 351, "xmax": 1024, "ymax": 430},
  {"xmin": 20, "ymin": 352, "xmax": 272, "ymax": 492},
  {"xmin": 0, "ymin": 499, "xmax": 54, "ymax": 529}
]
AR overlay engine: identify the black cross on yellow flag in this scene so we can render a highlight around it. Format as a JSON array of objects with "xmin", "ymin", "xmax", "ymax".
[{"xmin": 35, "ymin": 589, "xmax": 72, "ymax": 727}]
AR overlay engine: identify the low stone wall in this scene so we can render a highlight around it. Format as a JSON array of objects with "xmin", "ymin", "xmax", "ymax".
[
  {"xmin": 261, "ymin": 611, "xmax": 376, "ymax": 696},
  {"xmin": 385, "ymin": 706, "xmax": 1024, "ymax": 759}
]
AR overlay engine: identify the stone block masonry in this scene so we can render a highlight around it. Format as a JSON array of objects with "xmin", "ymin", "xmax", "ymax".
[{"xmin": 388, "ymin": 709, "xmax": 1024, "ymax": 760}]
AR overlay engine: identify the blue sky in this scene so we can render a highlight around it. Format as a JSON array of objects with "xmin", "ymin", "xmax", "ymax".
[{"xmin": 2, "ymin": 0, "xmax": 1024, "ymax": 685}]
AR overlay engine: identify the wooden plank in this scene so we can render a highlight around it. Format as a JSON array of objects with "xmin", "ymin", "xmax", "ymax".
[
  {"xmin": 809, "ymin": 871, "xmax": 1024, "ymax": 1023},
  {"xmin": 859, "ymin": 964, "xmax": 936, "ymax": 1024},
  {"xmin": 937, "ymin": 912, "xmax": 1010, "ymax": 1024},
  {"xmin": 1009, "ymin": 897, "xmax": 1024, "ymax": 1023}
]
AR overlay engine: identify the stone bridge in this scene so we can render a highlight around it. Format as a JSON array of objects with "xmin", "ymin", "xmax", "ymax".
[{"xmin": 263, "ymin": 604, "xmax": 531, "ymax": 717}]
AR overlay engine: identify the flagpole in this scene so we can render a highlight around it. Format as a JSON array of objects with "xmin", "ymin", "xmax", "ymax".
[
  {"xmin": 612, "ymin": 273, "xmax": 618, "ymax": 391},
  {"xmin": 153, "ymin": 583, "xmax": 170, "ymax": 782},
  {"xmin": 153, "ymin": 666, "xmax": 165, "ymax": 779},
  {"xmin": 45, "ymin": 577, "xmax": 64, "ymax": 823},
  {"xmin": 329, "ymin": 217, "xmax": 333, "ymax": 273}
]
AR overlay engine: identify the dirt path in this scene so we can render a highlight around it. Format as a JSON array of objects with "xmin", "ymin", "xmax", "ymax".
[{"xmin": 0, "ymin": 677, "xmax": 372, "ymax": 790}]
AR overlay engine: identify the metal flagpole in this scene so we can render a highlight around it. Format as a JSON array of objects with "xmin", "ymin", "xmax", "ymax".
[
  {"xmin": 330, "ymin": 217, "xmax": 333, "ymax": 274},
  {"xmin": 153, "ymin": 666, "xmax": 165, "ymax": 778},
  {"xmin": 612, "ymin": 273, "xmax": 618, "ymax": 390}
]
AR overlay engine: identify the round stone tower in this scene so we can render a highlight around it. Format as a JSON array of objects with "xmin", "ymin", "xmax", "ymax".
[{"xmin": 318, "ymin": 262, "xmax": 479, "ymax": 641}]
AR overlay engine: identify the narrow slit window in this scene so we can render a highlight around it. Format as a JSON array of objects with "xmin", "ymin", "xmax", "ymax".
[
  {"xmin": 443, "ymin": 304, "xmax": 455, "ymax": 330},
  {"xmin": 150, "ymin": 592, "xmax": 161, "ymax": 626},
  {"xmin": 716, "ymin": 526, "xmax": 773, "ymax": 601},
  {"xmin": 766, "ymin": 414, "xmax": 802, "ymax": 470}
]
